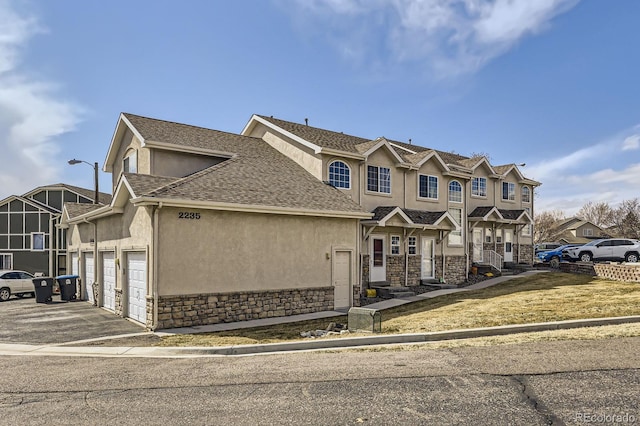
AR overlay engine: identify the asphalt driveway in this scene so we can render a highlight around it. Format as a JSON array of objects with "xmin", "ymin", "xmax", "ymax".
[{"xmin": 0, "ymin": 296, "xmax": 160, "ymax": 346}]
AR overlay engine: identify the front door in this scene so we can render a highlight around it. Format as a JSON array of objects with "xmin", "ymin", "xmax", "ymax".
[
  {"xmin": 333, "ymin": 250, "xmax": 351, "ymax": 310},
  {"xmin": 370, "ymin": 236, "xmax": 386, "ymax": 282},
  {"xmin": 472, "ymin": 228, "xmax": 483, "ymax": 262},
  {"xmin": 421, "ymin": 238, "xmax": 435, "ymax": 280},
  {"xmin": 504, "ymin": 230, "xmax": 513, "ymax": 262}
]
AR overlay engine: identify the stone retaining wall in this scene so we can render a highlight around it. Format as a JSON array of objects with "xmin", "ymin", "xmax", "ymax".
[
  {"xmin": 559, "ymin": 262, "xmax": 596, "ymax": 276},
  {"xmin": 155, "ymin": 287, "xmax": 334, "ymax": 329},
  {"xmin": 593, "ymin": 263, "xmax": 640, "ymax": 282}
]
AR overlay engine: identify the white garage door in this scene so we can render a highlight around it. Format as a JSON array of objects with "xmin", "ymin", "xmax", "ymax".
[
  {"xmin": 102, "ymin": 252, "xmax": 116, "ymax": 311},
  {"xmin": 127, "ymin": 252, "xmax": 147, "ymax": 324},
  {"xmin": 84, "ymin": 253, "xmax": 94, "ymax": 304}
]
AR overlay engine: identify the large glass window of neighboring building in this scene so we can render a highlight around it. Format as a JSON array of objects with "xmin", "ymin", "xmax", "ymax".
[
  {"xmin": 367, "ymin": 165, "xmax": 391, "ymax": 194},
  {"xmin": 328, "ymin": 160, "xmax": 350, "ymax": 189},
  {"xmin": 472, "ymin": 177, "xmax": 487, "ymax": 197}
]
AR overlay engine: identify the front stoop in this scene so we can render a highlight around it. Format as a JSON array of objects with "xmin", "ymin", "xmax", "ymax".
[{"xmin": 369, "ymin": 282, "xmax": 416, "ymax": 299}]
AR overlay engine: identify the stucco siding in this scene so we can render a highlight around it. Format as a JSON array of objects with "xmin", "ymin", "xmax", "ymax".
[
  {"xmin": 156, "ymin": 208, "xmax": 358, "ymax": 296},
  {"xmin": 151, "ymin": 150, "xmax": 226, "ymax": 178},
  {"xmin": 111, "ymin": 129, "xmax": 148, "ymax": 188}
]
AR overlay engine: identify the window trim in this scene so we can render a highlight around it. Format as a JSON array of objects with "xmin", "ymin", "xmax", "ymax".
[
  {"xmin": 31, "ymin": 232, "xmax": 45, "ymax": 252},
  {"xmin": 391, "ymin": 235, "xmax": 401, "ymax": 255},
  {"xmin": 418, "ymin": 174, "xmax": 439, "ymax": 201},
  {"xmin": 0, "ymin": 253, "xmax": 12, "ymax": 269},
  {"xmin": 522, "ymin": 186, "xmax": 531, "ymax": 204},
  {"xmin": 123, "ymin": 150, "xmax": 138, "ymax": 174},
  {"xmin": 502, "ymin": 181, "xmax": 516, "ymax": 202},
  {"xmin": 471, "ymin": 177, "xmax": 487, "ymax": 198},
  {"xmin": 448, "ymin": 207, "xmax": 463, "ymax": 246},
  {"xmin": 328, "ymin": 160, "xmax": 351, "ymax": 190},
  {"xmin": 448, "ymin": 180, "xmax": 463, "ymax": 204},
  {"xmin": 408, "ymin": 236, "xmax": 417, "ymax": 255},
  {"xmin": 366, "ymin": 165, "xmax": 392, "ymax": 195},
  {"xmin": 522, "ymin": 207, "xmax": 532, "ymax": 236}
]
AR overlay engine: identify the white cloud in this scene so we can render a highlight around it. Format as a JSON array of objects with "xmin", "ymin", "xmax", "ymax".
[
  {"xmin": 0, "ymin": 1, "xmax": 82, "ymax": 199},
  {"xmin": 622, "ymin": 134, "xmax": 640, "ymax": 151},
  {"xmin": 287, "ymin": 0, "xmax": 581, "ymax": 77}
]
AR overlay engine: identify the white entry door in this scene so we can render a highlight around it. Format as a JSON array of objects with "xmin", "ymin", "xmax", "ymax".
[
  {"xmin": 83, "ymin": 253, "xmax": 94, "ymax": 303},
  {"xmin": 333, "ymin": 250, "xmax": 351, "ymax": 310},
  {"xmin": 370, "ymin": 236, "xmax": 386, "ymax": 282},
  {"xmin": 127, "ymin": 252, "xmax": 147, "ymax": 324},
  {"xmin": 504, "ymin": 230, "xmax": 513, "ymax": 262},
  {"xmin": 102, "ymin": 252, "xmax": 116, "ymax": 311},
  {"xmin": 473, "ymin": 228, "xmax": 483, "ymax": 262},
  {"xmin": 421, "ymin": 238, "xmax": 435, "ymax": 280}
]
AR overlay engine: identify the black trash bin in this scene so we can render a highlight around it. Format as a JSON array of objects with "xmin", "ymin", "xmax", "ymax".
[
  {"xmin": 32, "ymin": 277, "xmax": 54, "ymax": 303},
  {"xmin": 55, "ymin": 275, "xmax": 78, "ymax": 301}
]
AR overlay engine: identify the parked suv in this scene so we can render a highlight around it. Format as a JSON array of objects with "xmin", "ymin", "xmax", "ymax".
[
  {"xmin": 0, "ymin": 270, "xmax": 36, "ymax": 301},
  {"xmin": 562, "ymin": 239, "xmax": 640, "ymax": 263},
  {"xmin": 536, "ymin": 244, "xmax": 582, "ymax": 268}
]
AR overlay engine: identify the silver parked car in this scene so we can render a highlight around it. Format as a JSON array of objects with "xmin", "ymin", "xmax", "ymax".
[
  {"xmin": 562, "ymin": 239, "xmax": 640, "ymax": 263},
  {"xmin": 0, "ymin": 270, "xmax": 36, "ymax": 301}
]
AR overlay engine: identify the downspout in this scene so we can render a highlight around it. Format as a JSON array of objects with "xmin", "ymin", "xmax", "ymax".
[
  {"xmin": 48, "ymin": 215, "xmax": 56, "ymax": 277},
  {"xmin": 465, "ymin": 180, "xmax": 470, "ymax": 280},
  {"xmin": 152, "ymin": 202, "xmax": 162, "ymax": 330},
  {"xmin": 441, "ymin": 230, "xmax": 445, "ymax": 283},
  {"xmin": 404, "ymin": 229, "xmax": 408, "ymax": 287}
]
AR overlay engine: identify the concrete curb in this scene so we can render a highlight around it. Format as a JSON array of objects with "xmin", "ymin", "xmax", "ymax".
[{"xmin": 1, "ymin": 315, "xmax": 639, "ymax": 358}]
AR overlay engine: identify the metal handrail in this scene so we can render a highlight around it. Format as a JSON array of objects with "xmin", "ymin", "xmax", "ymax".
[{"xmin": 483, "ymin": 250, "xmax": 503, "ymax": 271}]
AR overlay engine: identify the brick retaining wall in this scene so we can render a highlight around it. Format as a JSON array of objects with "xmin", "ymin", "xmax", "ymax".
[
  {"xmin": 593, "ymin": 263, "xmax": 640, "ymax": 282},
  {"xmin": 155, "ymin": 287, "xmax": 335, "ymax": 329},
  {"xmin": 559, "ymin": 262, "xmax": 596, "ymax": 276}
]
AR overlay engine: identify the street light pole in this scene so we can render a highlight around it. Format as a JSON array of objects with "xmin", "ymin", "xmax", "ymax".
[{"xmin": 68, "ymin": 159, "xmax": 99, "ymax": 204}]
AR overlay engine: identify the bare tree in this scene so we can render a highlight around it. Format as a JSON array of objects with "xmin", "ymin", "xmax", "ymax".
[
  {"xmin": 576, "ymin": 201, "xmax": 614, "ymax": 228},
  {"xmin": 610, "ymin": 198, "xmax": 640, "ymax": 238},
  {"xmin": 534, "ymin": 210, "xmax": 565, "ymax": 243}
]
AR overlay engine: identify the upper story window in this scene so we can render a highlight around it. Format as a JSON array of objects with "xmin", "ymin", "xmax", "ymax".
[
  {"xmin": 448, "ymin": 181, "xmax": 462, "ymax": 203},
  {"xmin": 328, "ymin": 161, "xmax": 351, "ymax": 189},
  {"xmin": 367, "ymin": 165, "xmax": 391, "ymax": 194},
  {"xmin": 123, "ymin": 150, "xmax": 138, "ymax": 173},
  {"xmin": 31, "ymin": 232, "xmax": 45, "ymax": 251},
  {"xmin": 502, "ymin": 182, "xmax": 515, "ymax": 201},
  {"xmin": 419, "ymin": 175, "xmax": 438, "ymax": 200},
  {"xmin": 583, "ymin": 228, "xmax": 593, "ymax": 237},
  {"xmin": 471, "ymin": 177, "xmax": 487, "ymax": 197},
  {"xmin": 522, "ymin": 186, "xmax": 531, "ymax": 203}
]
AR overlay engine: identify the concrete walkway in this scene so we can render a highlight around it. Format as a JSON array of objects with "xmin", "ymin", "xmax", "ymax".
[{"xmin": 4, "ymin": 269, "xmax": 637, "ymax": 358}]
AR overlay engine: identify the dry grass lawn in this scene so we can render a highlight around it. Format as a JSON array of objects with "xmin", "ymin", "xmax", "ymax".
[{"xmin": 158, "ymin": 273, "xmax": 640, "ymax": 347}]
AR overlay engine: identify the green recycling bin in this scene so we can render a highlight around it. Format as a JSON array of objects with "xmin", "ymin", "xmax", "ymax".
[{"xmin": 32, "ymin": 277, "xmax": 54, "ymax": 303}]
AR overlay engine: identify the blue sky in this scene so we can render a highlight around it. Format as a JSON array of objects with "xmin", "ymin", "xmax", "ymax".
[{"xmin": 0, "ymin": 0, "xmax": 638, "ymax": 215}]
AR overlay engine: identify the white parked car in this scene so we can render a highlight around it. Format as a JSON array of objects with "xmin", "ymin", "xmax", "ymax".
[
  {"xmin": 0, "ymin": 270, "xmax": 36, "ymax": 301},
  {"xmin": 562, "ymin": 239, "xmax": 640, "ymax": 263}
]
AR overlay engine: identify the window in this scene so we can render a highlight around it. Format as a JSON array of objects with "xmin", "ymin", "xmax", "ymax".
[
  {"xmin": 448, "ymin": 181, "xmax": 462, "ymax": 203},
  {"xmin": 123, "ymin": 151, "xmax": 138, "ymax": 173},
  {"xmin": 0, "ymin": 253, "xmax": 11, "ymax": 269},
  {"xmin": 448, "ymin": 208, "xmax": 463, "ymax": 245},
  {"xmin": 522, "ymin": 186, "xmax": 531, "ymax": 203},
  {"xmin": 472, "ymin": 177, "xmax": 487, "ymax": 197},
  {"xmin": 419, "ymin": 175, "xmax": 438, "ymax": 199},
  {"xmin": 485, "ymin": 228, "xmax": 493, "ymax": 243},
  {"xmin": 583, "ymin": 228, "xmax": 593, "ymax": 237},
  {"xmin": 496, "ymin": 229, "xmax": 503, "ymax": 243},
  {"xmin": 523, "ymin": 207, "xmax": 532, "ymax": 236},
  {"xmin": 367, "ymin": 165, "xmax": 391, "ymax": 194},
  {"xmin": 391, "ymin": 235, "xmax": 400, "ymax": 255},
  {"xmin": 31, "ymin": 232, "xmax": 45, "ymax": 251},
  {"xmin": 408, "ymin": 236, "xmax": 417, "ymax": 255},
  {"xmin": 328, "ymin": 161, "xmax": 350, "ymax": 189},
  {"xmin": 502, "ymin": 182, "xmax": 515, "ymax": 201}
]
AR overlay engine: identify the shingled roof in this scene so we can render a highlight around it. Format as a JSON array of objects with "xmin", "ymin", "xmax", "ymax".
[
  {"xmin": 257, "ymin": 115, "xmax": 469, "ymax": 167},
  {"xmin": 118, "ymin": 115, "xmax": 367, "ymax": 215}
]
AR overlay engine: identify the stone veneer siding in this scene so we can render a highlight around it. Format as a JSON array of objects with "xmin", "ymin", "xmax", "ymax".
[
  {"xmin": 155, "ymin": 287, "xmax": 334, "ymax": 330},
  {"xmin": 363, "ymin": 254, "xmax": 466, "ymax": 287},
  {"xmin": 114, "ymin": 288, "xmax": 123, "ymax": 317},
  {"xmin": 434, "ymin": 255, "xmax": 467, "ymax": 285}
]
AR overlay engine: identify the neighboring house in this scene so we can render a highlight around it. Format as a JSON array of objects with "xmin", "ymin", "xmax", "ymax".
[
  {"xmin": 62, "ymin": 112, "xmax": 539, "ymax": 330},
  {"xmin": 0, "ymin": 184, "xmax": 110, "ymax": 275},
  {"xmin": 553, "ymin": 217, "xmax": 609, "ymax": 244}
]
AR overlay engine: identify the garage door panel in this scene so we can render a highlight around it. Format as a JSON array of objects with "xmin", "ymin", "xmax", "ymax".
[
  {"xmin": 102, "ymin": 252, "xmax": 115, "ymax": 311},
  {"xmin": 127, "ymin": 252, "xmax": 147, "ymax": 324},
  {"xmin": 84, "ymin": 254, "xmax": 94, "ymax": 304}
]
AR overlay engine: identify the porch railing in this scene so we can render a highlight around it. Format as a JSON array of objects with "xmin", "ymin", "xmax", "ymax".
[{"xmin": 482, "ymin": 250, "xmax": 503, "ymax": 272}]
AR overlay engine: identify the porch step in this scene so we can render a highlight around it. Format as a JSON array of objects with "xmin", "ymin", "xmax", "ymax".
[
  {"xmin": 370, "ymin": 285, "xmax": 415, "ymax": 299},
  {"xmin": 422, "ymin": 282, "xmax": 458, "ymax": 290}
]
